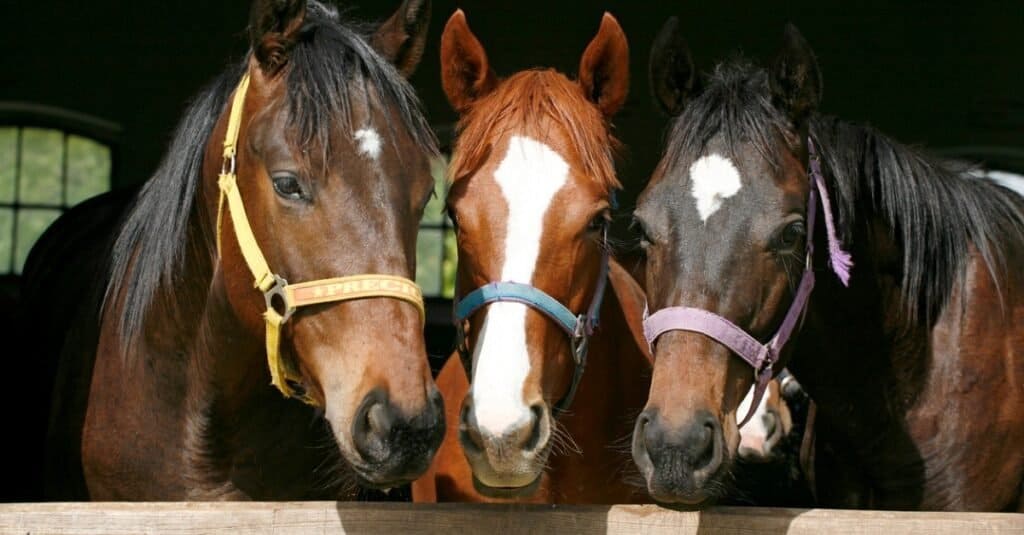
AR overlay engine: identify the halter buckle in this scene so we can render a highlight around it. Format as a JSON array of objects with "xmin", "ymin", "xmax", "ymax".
[
  {"xmin": 756, "ymin": 357, "xmax": 774, "ymax": 385},
  {"xmin": 263, "ymin": 274, "xmax": 295, "ymax": 323},
  {"xmin": 221, "ymin": 154, "xmax": 236, "ymax": 176},
  {"xmin": 571, "ymin": 335, "xmax": 589, "ymax": 366},
  {"xmin": 454, "ymin": 319, "xmax": 472, "ymax": 372},
  {"xmin": 571, "ymin": 314, "xmax": 589, "ymax": 365}
]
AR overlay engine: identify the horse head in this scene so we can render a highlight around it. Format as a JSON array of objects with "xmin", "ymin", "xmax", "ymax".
[
  {"xmin": 633, "ymin": 20, "xmax": 825, "ymax": 504},
  {"xmin": 211, "ymin": 0, "xmax": 443, "ymax": 488},
  {"xmin": 440, "ymin": 9, "xmax": 628, "ymax": 494}
]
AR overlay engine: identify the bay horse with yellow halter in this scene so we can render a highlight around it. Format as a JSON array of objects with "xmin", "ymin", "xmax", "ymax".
[
  {"xmin": 411, "ymin": 10, "xmax": 652, "ymax": 503},
  {"xmin": 632, "ymin": 18, "xmax": 1024, "ymax": 510},
  {"xmin": 28, "ymin": 0, "xmax": 446, "ymax": 500}
]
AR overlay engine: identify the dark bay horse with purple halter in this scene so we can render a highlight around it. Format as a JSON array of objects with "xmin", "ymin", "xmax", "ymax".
[
  {"xmin": 410, "ymin": 10, "xmax": 652, "ymax": 503},
  {"xmin": 26, "ymin": 0, "xmax": 448, "ymax": 500},
  {"xmin": 632, "ymin": 18, "xmax": 1024, "ymax": 510}
]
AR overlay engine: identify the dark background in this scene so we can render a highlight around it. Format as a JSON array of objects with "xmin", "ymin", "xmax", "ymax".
[{"xmin": 4, "ymin": 0, "xmax": 1022, "ymax": 207}]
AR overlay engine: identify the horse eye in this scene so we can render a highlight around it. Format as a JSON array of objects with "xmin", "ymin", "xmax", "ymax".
[
  {"xmin": 445, "ymin": 205, "xmax": 459, "ymax": 230},
  {"xmin": 272, "ymin": 173, "xmax": 304, "ymax": 201},
  {"xmin": 777, "ymin": 220, "xmax": 807, "ymax": 250},
  {"xmin": 588, "ymin": 211, "xmax": 609, "ymax": 232},
  {"xmin": 631, "ymin": 216, "xmax": 654, "ymax": 248}
]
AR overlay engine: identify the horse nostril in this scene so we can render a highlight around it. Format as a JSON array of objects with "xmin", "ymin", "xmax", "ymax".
[
  {"xmin": 523, "ymin": 403, "xmax": 546, "ymax": 452},
  {"xmin": 640, "ymin": 413, "xmax": 658, "ymax": 450},
  {"xmin": 685, "ymin": 412, "xmax": 719, "ymax": 471},
  {"xmin": 367, "ymin": 402, "xmax": 393, "ymax": 438},
  {"xmin": 459, "ymin": 399, "xmax": 473, "ymax": 429},
  {"xmin": 459, "ymin": 401, "xmax": 485, "ymax": 452},
  {"xmin": 632, "ymin": 410, "xmax": 656, "ymax": 476},
  {"xmin": 352, "ymin": 391, "xmax": 393, "ymax": 462}
]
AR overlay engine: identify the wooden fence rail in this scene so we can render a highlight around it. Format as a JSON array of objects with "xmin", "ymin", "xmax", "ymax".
[{"xmin": 1, "ymin": 502, "xmax": 1021, "ymax": 534}]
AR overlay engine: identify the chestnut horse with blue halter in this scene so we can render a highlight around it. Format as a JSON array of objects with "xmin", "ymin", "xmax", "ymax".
[
  {"xmin": 411, "ymin": 10, "xmax": 652, "ymax": 503},
  {"xmin": 632, "ymin": 18, "xmax": 1024, "ymax": 510},
  {"xmin": 29, "ymin": 0, "xmax": 447, "ymax": 499}
]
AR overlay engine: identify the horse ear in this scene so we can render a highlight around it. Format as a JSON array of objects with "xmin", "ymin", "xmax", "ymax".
[
  {"xmin": 770, "ymin": 23, "xmax": 822, "ymax": 124},
  {"xmin": 249, "ymin": 0, "xmax": 307, "ymax": 75},
  {"xmin": 608, "ymin": 261, "xmax": 654, "ymax": 364},
  {"xmin": 649, "ymin": 16, "xmax": 697, "ymax": 116},
  {"xmin": 579, "ymin": 13, "xmax": 630, "ymax": 118},
  {"xmin": 440, "ymin": 10, "xmax": 497, "ymax": 114},
  {"xmin": 372, "ymin": 0, "xmax": 432, "ymax": 78}
]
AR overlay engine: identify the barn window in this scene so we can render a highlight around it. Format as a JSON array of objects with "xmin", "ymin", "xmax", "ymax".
[
  {"xmin": 0, "ymin": 104, "xmax": 119, "ymax": 275},
  {"xmin": 416, "ymin": 154, "xmax": 457, "ymax": 298}
]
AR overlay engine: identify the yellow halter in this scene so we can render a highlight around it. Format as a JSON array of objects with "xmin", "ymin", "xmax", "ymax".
[{"xmin": 216, "ymin": 73, "xmax": 426, "ymax": 406}]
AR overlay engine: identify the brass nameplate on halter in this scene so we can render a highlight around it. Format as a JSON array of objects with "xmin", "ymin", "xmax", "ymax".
[{"xmin": 287, "ymin": 275, "xmax": 425, "ymax": 322}]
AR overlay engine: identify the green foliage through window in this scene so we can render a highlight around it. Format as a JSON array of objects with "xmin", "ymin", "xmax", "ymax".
[
  {"xmin": 415, "ymin": 156, "xmax": 457, "ymax": 298},
  {"xmin": 0, "ymin": 126, "xmax": 112, "ymax": 274}
]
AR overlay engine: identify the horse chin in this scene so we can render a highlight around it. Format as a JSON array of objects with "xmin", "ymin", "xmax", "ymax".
[
  {"xmin": 644, "ymin": 471, "xmax": 727, "ymax": 508},
  {"xmin": 638, "ymin": 449, "xmax": 733, "ymax": 507},
  {"xmin": 737, "ymin": 449, "xmax": 775, "ymax": 464},
  {"xmin": 471, "ymin": 473, "xmax": 543, "ymax": 499},
  {"xmin": 651, "ymin": 492, "xmax": 717, "ymax": 510},
  {"xmin": 323, "ymin": 409, "xmax": 438, "ymax": 490},
  {"xmin": 352, "ymin": 470, "xmax": 422, "ymax": 491},
  {"xmin": 337, "ymin": 440, "xmax": 436, "ymax": 490},
  {"xmin": 461, "ymin": 444, "xmax": 549, "ymax": 498}
]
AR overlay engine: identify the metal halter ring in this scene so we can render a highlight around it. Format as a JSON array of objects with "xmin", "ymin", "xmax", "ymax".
[
  {"xmin": 221, "ymin": 154, "xmax": 236, "ymax": 176},
  {"xmin": 571, "ymin": 314, "xmax": 589, "ymax": 365},
  {"xmin": 263, "ymin": 274, "xmax": 295, "ymax": 322}
]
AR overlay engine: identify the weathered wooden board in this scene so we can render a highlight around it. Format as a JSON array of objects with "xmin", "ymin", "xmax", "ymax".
[{"xmin": 0, "ymin": 502, "xmax": 1021, "ymax": 535}]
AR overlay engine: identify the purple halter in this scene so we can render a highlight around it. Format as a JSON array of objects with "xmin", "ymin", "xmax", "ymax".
[{"xmin": 642, "ymin": 138, "xmax": 852, "ymax": 428}]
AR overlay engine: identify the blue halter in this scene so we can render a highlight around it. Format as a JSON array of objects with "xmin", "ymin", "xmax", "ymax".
[{"xmin": 453, "ymin": 194, "xmax": 617, "ymax": 414}]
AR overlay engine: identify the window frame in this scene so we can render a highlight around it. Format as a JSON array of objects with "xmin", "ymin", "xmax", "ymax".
[
  {"xmin": 417, "ymin": 123, "xmax": 457, "ymax": 303},
  {"xmin": 0, "ymin": 102, "xmax": 121, "ymax": 275}
]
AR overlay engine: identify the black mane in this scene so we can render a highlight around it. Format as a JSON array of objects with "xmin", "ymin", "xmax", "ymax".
[
  {"xmin": 106, "ymin": 1, "xmax": 438, "ymax": 352},
  {"xmin": 662, "ymin": 57, "xmax": 1024, "ymax": 325},
  {"xmin": 812, "ymin": 116, "xmax": 1024, "ymax": 322},
  {"xmin": 660, "ymin": 59, "xmax": 791, "ymax": 173}
]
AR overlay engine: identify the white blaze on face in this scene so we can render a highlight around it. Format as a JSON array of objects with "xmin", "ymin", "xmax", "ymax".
[
  {"xmin": 471, "ymin": 135, "xmax": 569, "ymax": 437},
  {"xmin": 690, "ymin": 154, "xmax": 742, "ymax": 222},
  {"xmin": 737, "ymin": 384, "xmax": 772, "ymax": 457},
  {"xmin": 354, "ymin": 128, "xmax": 382, "ymax": 160}
]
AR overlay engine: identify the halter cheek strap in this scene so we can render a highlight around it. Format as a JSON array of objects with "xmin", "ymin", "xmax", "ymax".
[
  {"xmin": 643, "ymin": 139, "xmax": 851, "ymax": 428},
  {"xmin": 217, "ymin": 73, "xmax": 425, "ymax": 406}
]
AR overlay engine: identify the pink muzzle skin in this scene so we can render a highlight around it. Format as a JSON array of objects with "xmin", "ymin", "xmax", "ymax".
[{"xmin": 643, "ymin": 138, "xmax": 852, "ymax": 428}]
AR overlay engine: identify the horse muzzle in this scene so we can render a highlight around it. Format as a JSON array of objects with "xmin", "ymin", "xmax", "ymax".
[
  {"xmin": 335, "ymin": 387, "xmax": 445, "ymax": 488},
  {"xmin": 632, "ymin": 407, "xmax": 729, "ymax": 505},
  {"xmin": 457, "ymin": 396, "xmax": 551, "ymax": 492}
]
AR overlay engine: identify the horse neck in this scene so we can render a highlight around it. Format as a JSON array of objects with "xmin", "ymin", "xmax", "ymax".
[
  {"xmin": 191, "ymin": 272, "xmax": 268, "ymax": 409},
  {"xmin": 130, "ymin": 161, "xmax": 267, "ymax": 412},
  {"xmin": 790, "ymin": 211, "xmax": 934, "ymax": 500},
  {"xmin": 797, "ymin": 119, "xmax": 935, "ymax": 416}
]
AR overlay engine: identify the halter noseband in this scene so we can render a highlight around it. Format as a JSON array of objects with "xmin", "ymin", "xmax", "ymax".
[
  {"xmin": 643, "ymin": 139, "xmax": 852, "ymax": 427},
  {"xmin": 453, "ymin": 200, "xmax": 615, "ymax": 415},
  {"xmin": 217, "ymin": 73, "xmax": 426, "ymax": 406}
]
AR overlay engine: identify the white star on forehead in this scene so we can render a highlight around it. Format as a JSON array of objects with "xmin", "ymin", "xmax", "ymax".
[
  {"xmin": 690, "ymin": 153, "xmax": 743, "ymax": 222},
  {"xmin": 354, "ymin": 127, "xmax": 382, "ymax": 160}
]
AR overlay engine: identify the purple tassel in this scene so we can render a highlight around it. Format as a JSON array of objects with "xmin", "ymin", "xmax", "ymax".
[
  {"xmin": 809, "ymin": 139, "xmax": 854, "ymax": 287},
  {"xmin": 826, "ymin": 230, "xmax": 853, "ymax": 286}
]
